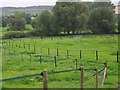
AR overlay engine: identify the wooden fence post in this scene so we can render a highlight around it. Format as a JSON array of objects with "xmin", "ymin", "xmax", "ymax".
[
  {"xmin": 54, "ymin": 56, "xmax": 57, "ymax": 67},
  {"xmin": 80, "ymin": 50, "xmax": 82, "ymax": 59},
  {"xmin": 117, "ymin": 51, "xmax": 118, "ymax": 63},
  {"xmin": 104, "ymin": 62, "xmax": 107, "ymax": 78},
  {"xmin": 80, "ymin": 67, "xmax": 84, "ymax": 90},
  {"xmin": 40, "ymin": 55, "xmax": 42, "ymax": 63},
  {"xmin": 95, "ymin": 67, "xmax": 98, "ymax": 88},
  {"xmin": 96, "ymin": 51, "xmax": 98, "ymax": 60},
  {"xmin": 56, "ymin": 48, "xmax": 59, "ymax": 56},
  {"xmin": 42, "ymin": 70, "xmax": 48, "ymax": 90},
  {"xmin": 48, "ymin": 48, "xmax": 50, "ymax": 55},
  {"xmin": 67, "ymin": 50, "xmax": 69, "ymax": 59}
]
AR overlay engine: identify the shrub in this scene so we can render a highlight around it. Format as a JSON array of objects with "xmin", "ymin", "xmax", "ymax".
[{"xmin": 2, "ymin": 31, "xmax": 26, "ymax": 39}]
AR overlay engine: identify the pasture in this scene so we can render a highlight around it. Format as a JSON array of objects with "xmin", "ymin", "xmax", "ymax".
[{"xmin": 1, "ymin": 34, "xmax": 118, "ymax": 88}]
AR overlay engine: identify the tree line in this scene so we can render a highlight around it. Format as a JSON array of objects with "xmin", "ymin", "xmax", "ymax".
[{"xmin": 1, "ymin": 1, "xmax": 118, "ymax": 38}]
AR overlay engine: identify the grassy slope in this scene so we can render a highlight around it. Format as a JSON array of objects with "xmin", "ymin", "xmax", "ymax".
[{"xmin": 2, "ymin": 35, "xmax": 118, "ymax": 88}]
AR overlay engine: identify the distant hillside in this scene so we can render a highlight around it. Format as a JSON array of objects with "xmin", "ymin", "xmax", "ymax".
[{"xmin": 1, "ymin": 5, "xmax": 54, "ymax": 16}]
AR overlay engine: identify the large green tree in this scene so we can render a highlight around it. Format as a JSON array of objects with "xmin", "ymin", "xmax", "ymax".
[
  {"xmin": 8, "ymin": 13, "xmax": 26, "ymax": 31},
  {"xmin": 87, "ymin": 7, "xmax": 116, "ymax": 33},
  {"xmin": 35, "ymin": 11, "xmax": 54, "ymax": 36},
  {"xmin": 53, "ymin": 2, "xmax": 89, "ymax": 34}
]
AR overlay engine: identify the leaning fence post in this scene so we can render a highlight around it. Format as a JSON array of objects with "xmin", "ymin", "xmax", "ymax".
[
  {"xmin": 104, "ymin": 62, "xmax": 107, "ymax": 78},
  {"xmin": 54, "ymin": 56, "xmax": 57, "ymax": 67},
  {"xmin": 96, "ymin": 50, "xmax": 98, "ymax": 60},
  {"xmin": 95, "ymin": 67, "xmax": 98, "ymax": 88},
  {"xmin": 80, "ymin": 66, "xmax": 84, "ymax": 89},
  {"xmin": 42, "ymin": 70, "xmax": 48, "ymax": 90},
  {"xmin": 117, "ymin": 51, "xmax": 118, "ymax": 63}
]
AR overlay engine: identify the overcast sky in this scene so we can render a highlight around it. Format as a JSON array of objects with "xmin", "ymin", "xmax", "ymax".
[{"xmin": 0, "ymin": 0, "xmax": 119, "ymax": 7}]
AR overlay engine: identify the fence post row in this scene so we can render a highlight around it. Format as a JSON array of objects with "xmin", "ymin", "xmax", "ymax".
[{"xmin": 42, "ymin": 70, "xmax": 48, "ymax": 90}]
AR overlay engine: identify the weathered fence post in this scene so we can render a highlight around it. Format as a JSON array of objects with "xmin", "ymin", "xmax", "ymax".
[
  {"xmin": 42, "ymin": 70, "xmax": 48, "ymax": 90},
  {"xmin": 54, "ymin": 56, "xmax": 57, "ymax": 67},
  {"xmin": 40, "ymin": 55, "xmax": 42, "ymax": 63},
  {"xmin": 56, "ymin": 48, "xmax": 59, "ymax": 56},
  {"xmin": 96, "ymin": 50, "xmax": 98, "ymax": 60},
  {"xmin": 48, "ymin": 48, "xmax": 50, "ymax": 55},
  {"xmin": 104, "ymin": 62, "xmax": 107, "ymax": 78},
  {"xmin": 117, "ymin": 51, "xmax": 118, "ymax": 63},
  {"xmin": 80, "ymin": 67, "xmax": 84, "ymax": 90},
  {"xmin": 75, "ymin": 59, "xmax": 78, "ymax": 69},
  {"xmin": 67, "ymin": 50, "xmax": 69, "ymax": 59},
  {"xmin": 95, "ymin": 67, "xmax": 98, "ymax": 88},
  {"xmin": 80, "ymin": 50, "xmax": 82, "ymax": 59},
  {"xmin": 40, "ymin": 48, "xmax": 42, "ymax": 54}
]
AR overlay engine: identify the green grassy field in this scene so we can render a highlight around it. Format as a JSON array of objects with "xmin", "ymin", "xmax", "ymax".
[{"xmin": 1, "ymin": 34, "xmax": 118, "ymax": 88}]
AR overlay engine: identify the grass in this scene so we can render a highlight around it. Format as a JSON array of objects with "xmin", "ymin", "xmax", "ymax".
[{"xmin": 1, "ymin": 34, "xmax": 118, "ymax": 88}]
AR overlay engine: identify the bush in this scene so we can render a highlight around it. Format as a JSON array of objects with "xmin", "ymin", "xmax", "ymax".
[{"xmin": 3, "ymin": 31, "xmax": 26, "ymax": 39}]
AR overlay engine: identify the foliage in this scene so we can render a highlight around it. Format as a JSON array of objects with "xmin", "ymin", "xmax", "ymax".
[
  {"xmin": 87, "ymin": 6, "xmax": 116, "ymax": 33},
  {"xmin": 2, "ymin": 31, "xmax": 26, "ymax": 39},
  {"xmin": 35, "ymin": 11, "xmax": 54, "ymax": 36},
  {"xmin": 53, "ymin": 2, "xmax": 89, "ymax": 34},
  {"xmin": 8, "ymin": 13, "xmax": 26, "ymax": 31}
]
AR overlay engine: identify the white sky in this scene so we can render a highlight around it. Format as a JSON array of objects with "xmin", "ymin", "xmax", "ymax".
[{"xmin": 0, "ymin": 0, "xmax": 119, "ymax": 7}]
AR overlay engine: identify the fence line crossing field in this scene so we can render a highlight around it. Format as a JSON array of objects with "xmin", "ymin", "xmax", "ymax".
[{"xmin": 1, "ymin": 34, "xmax": 118, "ymax": 88}]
